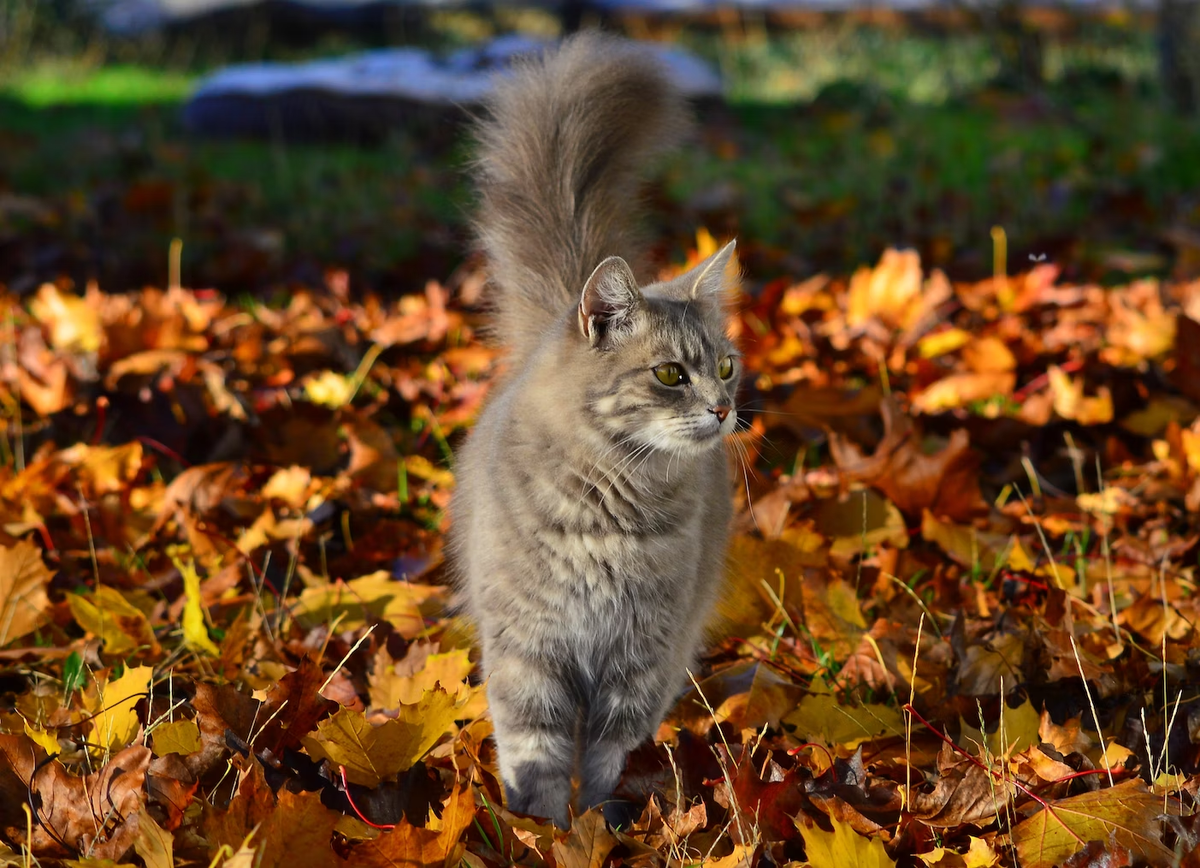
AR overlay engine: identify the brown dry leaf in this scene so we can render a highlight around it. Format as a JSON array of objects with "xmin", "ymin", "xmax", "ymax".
[
  {"xmin": 0, "ymin": 735, "xmax": 150, "ymax": 859},
  {"xmin": 830, "ymin": 397, "xmax": 986, "ymax": 522},
  {"xmin": 551, "ymin": 809, "xmax": 617, "ymax": 868},
  {"xmin": 204, "ymin": 760, "xmax": 341, "ymax": 868},
  {"xmin": 909, "ymin": 742, "xmax": 1016, "ymax": 827},
  {"xmin": 302, "ymin": 687, "xmax": 459, "ymax": 787},
  {"xmin": 348, "ymin": 782, "xmax": 475, "ymax": 868},
  {"xmin": 955, "ymin": 632, "xmax": 1025, "ymax": 696},
  {"xmin": 0, "ymin": 538, "xmax": 53, "ymax": 646},
  {"xmin": 1011, "ymin": 779, "xmax": 1173, "ymax": 868}
]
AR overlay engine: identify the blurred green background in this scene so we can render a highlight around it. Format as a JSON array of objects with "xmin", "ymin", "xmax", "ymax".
[{"xmin": 2, "ymin": 0, "xmax": 1199, "ymax": 297}]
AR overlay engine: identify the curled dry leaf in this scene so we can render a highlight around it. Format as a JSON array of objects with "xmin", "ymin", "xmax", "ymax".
[{"xmin": 0, "ymin": 735, "xmax": 150, "ymax": 859}]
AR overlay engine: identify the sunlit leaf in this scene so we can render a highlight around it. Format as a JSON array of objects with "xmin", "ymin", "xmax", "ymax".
[
  {"xmin": 797, "ymin": 815, "xmax": 895, "ymax": 868},
  {"xmin": 301, "ymin": 687, "xmax": 459, "ymax": 787},
  {"xmin": 0, "ymin": 538, "xmax": 53, "ymax": 646},
  {"xmin": 86, "ymin": 665, "xmax": 153, "ymax": 756},
  {"xmin": 1011, "ymin": 779, "xmax": 1174, "ymax": 868}
]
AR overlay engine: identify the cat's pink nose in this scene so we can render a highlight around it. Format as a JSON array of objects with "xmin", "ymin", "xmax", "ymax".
[{"xmin": 709, "ymin": 405, "xmax": 731, "ymax": 423}]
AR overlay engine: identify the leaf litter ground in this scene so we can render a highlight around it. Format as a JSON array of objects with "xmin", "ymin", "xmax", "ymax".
[{"xmin": 2, "ymin": 233, "xmax": 1200, "ymax": 866}]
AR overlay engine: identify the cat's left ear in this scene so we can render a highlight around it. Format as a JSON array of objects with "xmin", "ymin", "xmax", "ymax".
[
  {"xmin": 688, "ymin": 239, "xmax": 738, "ymax": 301},
  {"xmin": 580, "ymin": 256, "xmax": 644, "ymax": 347}
]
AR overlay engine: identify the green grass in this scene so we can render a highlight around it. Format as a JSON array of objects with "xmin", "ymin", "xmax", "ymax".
[{"xmin": 7, "ymin": 61, "xmax": 196, "ymax": 107}]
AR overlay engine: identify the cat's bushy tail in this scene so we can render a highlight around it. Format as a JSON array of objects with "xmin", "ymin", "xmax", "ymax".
[{"xmin": 472, "ymin": 33, "xmax": 689, "ymax": 357}]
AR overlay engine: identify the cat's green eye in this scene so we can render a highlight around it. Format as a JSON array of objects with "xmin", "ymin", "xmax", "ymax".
[
  {"xmin": 654, "ymin": 363, "xmax": 686, "ymax": 386},
  {"xmin": 718, "ymin": 356, "xmax": 734, "ymax": 380}
]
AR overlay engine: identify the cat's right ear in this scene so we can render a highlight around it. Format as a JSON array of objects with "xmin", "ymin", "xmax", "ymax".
[{"xmin": 579, "ymin": 256, "xmax": 643, "ymax": 347}]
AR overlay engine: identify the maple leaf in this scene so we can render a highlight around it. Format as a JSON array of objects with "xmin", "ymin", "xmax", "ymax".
[
  {"xmin": 798, "ymin": 815, "xmax": 896, "ymax": 868},
  {"xmin": 302, "ymin": 687, "xmax": 459, "ymax": 787},
  {"xmin": 1011, "ymin": 779, "xmax": 1174, "ymax": 868},
  {"xmin": 0, "ymin": 538, "xmax": 53, "ymax": 646},
  {"xmin": 712, "ymin": 744, "xmax": 804, "ymax": 844},
  {"xmin": 291, "ymin": 571, "xmax": 446, "ymax": 637}
]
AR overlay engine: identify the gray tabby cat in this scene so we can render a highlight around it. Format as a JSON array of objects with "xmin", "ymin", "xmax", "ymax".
[{"xmin": 450, "ymin": 32, "xmax": 740, "ymax": 828}]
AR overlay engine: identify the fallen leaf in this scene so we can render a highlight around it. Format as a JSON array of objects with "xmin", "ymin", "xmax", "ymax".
[
  {"xmin": 0, "ymin": 735, "xmax": 150, "ymax": 859},
  {"xmin": 551, "ymin": 809, "xmax": 617, "ymax": 868},
  {"xmin": 302, "ymin": 687, "xmax": 459, "ymax": 787},
  {"xmin": 0, "ymin": 538, "xmax": 53, "ymax": 646},
  {"xmin": 68, "ymin": 585, "xmax": 161, "ymax": 658},
  {"xmin": 87, "ymin": 664, "xmax": 153, "ymax": 756},
  {"xmin": 1011, "ymin": 779, "xmax": 1173, "ymax": 868},
  {"xmin": 151, "ymin": 719, "xmax": 202, "ymax": 757},
  {"xmin": 797, "ymin": 815, "xmax": 896, "ymax": 867},
  {"xmin": 830, "ymin": 397, "xmax": 986, "ymax": 522}
]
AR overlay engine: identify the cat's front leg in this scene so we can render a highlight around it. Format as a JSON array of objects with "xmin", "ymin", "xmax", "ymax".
[
  {"xmin": 578, "ymin": 664, "xmax": 673, "ymax": 825},
  {"xmin": 487, "ymin": 654, "xmax": 578, "ymax": 828}
]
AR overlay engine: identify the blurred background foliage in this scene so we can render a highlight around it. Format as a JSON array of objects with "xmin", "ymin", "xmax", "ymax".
[{"xmin": 1, "ymin": 0, "xmax": 1199, "ymax": 297}]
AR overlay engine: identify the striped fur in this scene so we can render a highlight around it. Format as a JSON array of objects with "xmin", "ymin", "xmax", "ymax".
[{"xmin": 450, "ymin": 33, "xmax": 739, "ymax": 828}]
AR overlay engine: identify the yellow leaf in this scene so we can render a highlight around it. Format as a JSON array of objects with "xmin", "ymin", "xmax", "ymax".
[
  {"xmin": 958, "ymin": 699, "xmax": 1040, "ymax": 758},
  {"xmin": 30, "ymin": 283, "xmax": 102, "ymax": 353},
  {"xmin": 68, "ymin": 585, "xmax": 160, "ymax": 657},
  {"xmin": 0, "ymin": 538, "xmax": 53, "ymax": 646},
  {"xmin": 23, "ymin": 719, "xmax": 61, "ymax": 756},
  {"xmin": 177, "ymin": 558, "xmax": 220, "ymax": 656},
  {"xmin": 133, "ymin": 810, "xmax": 174, "ymax": 868},
  {"xmin": 847, "ymin": 248, "xmax": 924, "ymax": 331},
  {"xmin": 784, "ymin": 679, "xmax": 904, "ymax": 749},
  {"xmin": 1011, "ymin": 779, "xmax": 1174, "ymax": 868},
  {"xmin": 304, "ymin": 370, "xmax": 356, "ymax": 408},
  {"xmin": 302, "ymin": 686, "xmax": 460, "ymax": 786},
  {"xmin": 369, "ymin": 647, "xmax": 486, "ymax": 718},
  {"xmin": 917, "ymin": 837, "xmax": 1000, "ymax": 868},
  {"xmin": 1048, "ymin": 366, "xmax": 1113, "ymax": 425},
  {"xmin": 291, "ymin": 571, "xmax": 446, "ymax": 637},
  {"xmin": 917, "ymin": 328, "xmax": 972, "ymax": 359},
  {"xmin": 87, "ymin": 665, "xmax": 153, "ymax": 757},
  {"xmin": 151, "ymin": 719, "xmax": 202, "ymax": 757},
  {"xmin": 798, "ymin": 815, "xmax": 895, "ymax": 868},
  {"xmin": 262, "ymin": 466, "xmax": 314, "ymax": 509}
]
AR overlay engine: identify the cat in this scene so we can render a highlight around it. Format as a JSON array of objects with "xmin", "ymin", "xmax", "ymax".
[{"xmin": 449, "ymin": 32, "xmax": 740, "ymax": 829}]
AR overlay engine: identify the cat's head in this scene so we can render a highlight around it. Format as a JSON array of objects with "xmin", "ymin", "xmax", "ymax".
[{"xmin": 571, "ymin": 240, "xmax": 741, "ymax": 455}]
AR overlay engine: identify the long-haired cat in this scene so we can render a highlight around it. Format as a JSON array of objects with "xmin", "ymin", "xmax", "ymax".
[{"xmin": 450, "ymin": 32, "xmax": 739, "ymax": 828}]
